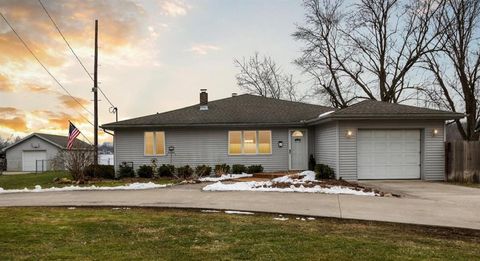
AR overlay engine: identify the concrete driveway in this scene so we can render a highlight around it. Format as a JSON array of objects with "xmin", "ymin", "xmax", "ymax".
[{"xmin": 0, "ymin": 181, "xmax": 479, "ymax": 230}]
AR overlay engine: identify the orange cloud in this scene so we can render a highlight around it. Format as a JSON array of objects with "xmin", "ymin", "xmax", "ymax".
[
  {"xmin": 32, "ymin": 110, "xmax": 88, "ymax": 129},
  {"xmin": 24, "ymin": 83, "xmax": 52, "ymax": 93},
  {"xmin": 0, "ymin": 106, "xmax": 27, "ymax": 131},
  {"xmin": 0, "ymin": 117, "xmax": 27, "ymax": 131},
  {"xmin": 0, "ymin": 73, "xmax": 14, "ymax": 92},
  {"xmin": 57, "ymin": 94, "xmax": 90, "ymax": 110}
]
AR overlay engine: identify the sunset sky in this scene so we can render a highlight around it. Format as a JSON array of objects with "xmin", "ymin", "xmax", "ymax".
[{"xmin": 0, "ymin": 0, "xmax": 308, "ymax": 144}]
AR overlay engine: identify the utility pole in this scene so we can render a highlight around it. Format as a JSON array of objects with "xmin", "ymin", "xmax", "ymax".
[{"xmin": 93, "ymin": 19, "xmax": 99, "ymax": 165}]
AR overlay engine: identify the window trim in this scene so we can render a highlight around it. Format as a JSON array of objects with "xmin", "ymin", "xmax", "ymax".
[
  {"xmin": 144, "ymin": 131, "xmax": 166, "ymax": 156},
  {"xmin": 228, "ymin": 130, "xmax": 272, "ymax": 156}
]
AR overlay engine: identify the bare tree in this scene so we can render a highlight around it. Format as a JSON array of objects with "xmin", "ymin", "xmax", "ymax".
[
  {"xmin": 293, "ymin": 0, "xmax": 446, "ymax": 107},
  {"xmin": 422, "ymin": 0, "xmax": 480, "ymax": 141},
  {"xmin": 60, "ymin": 149, "xmax": 94, "ymax": 183},
  {"xmin": 234, "ymin": 52, "xmax": 304, "ymax": 101}
]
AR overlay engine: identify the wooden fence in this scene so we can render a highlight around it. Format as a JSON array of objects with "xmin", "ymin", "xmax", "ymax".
[{"xmin": 445, "ymin": 141, "xmax": 480, "ymax": 182}]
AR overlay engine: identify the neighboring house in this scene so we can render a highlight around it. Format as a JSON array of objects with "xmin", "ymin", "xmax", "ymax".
[
  {"xmin": 2, "ymin": 133, "xmax": 90, "ymax": 172},
  {"xmin": 101, "ymin": 90, "xmax": 463, "ymax": 180}
]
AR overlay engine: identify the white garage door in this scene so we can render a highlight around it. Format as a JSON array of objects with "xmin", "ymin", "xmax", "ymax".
[
  {"xmin": 357, "ymin": 130, "xmax": 421, "ymax": 179},
  {"xmin": 22, "ymin": 151, "xmax": 47, "ymax": 172}
]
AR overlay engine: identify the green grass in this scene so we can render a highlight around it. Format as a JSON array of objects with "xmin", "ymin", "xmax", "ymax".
[
  {"xmin": 0, "ymin": 171, "xmax": 71, "ymax": 189},
  {"xmin": 0, "ymin": 208, "xmax": 478, "ymax": 260},
  {"xmin": 0, "ymin": 171, "xmax": 175, "ymax": 190}
]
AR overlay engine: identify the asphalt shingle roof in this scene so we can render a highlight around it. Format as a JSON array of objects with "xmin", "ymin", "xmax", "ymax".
[
  {"xmin": 34, "ymin": 133, "xmax": 91, "ymax": 149},
  {"xmin": 327, "ymin": 100, "xmax": 464, "ymax": 119},
  {"xmin": 102, "ymin": 95, "xmax": 463, "ymax": 129},
  {"xmin": 102, "ymin": 94, "xmax": 334, "ymax": 129}
]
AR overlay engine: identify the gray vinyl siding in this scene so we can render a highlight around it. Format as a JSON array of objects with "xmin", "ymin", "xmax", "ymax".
[
  {"xmin": 337, "ymin": 120, "xmax": 445, "ymax": 181},
  {"xmin": 314, "ymin": 122, "xmax": 338, "ymax": 175},
  {"xmin": 114, "ymin": 127, "xmax": 291, "ymax": 173},
  {"xmin": 5, "ymin": 136, "xmax": 61, "ymax": 171}
]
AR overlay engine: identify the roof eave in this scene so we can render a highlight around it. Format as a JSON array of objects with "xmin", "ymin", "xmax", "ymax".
[
  {"xmin": 306, "ymin": 113, "xmax": 465, "ymax": 125},
  {"xmin": 101, "ymin": 122, "xmax": 308, "ymax": 130},
  {"xmin": 2, "ymin": 133, "xmax": 65, "ymax": 152}
]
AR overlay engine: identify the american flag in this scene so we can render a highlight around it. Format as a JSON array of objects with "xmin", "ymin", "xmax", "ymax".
[{"xmin": 67, "ymin": 122, "xmax": 80, "ymax": 150}]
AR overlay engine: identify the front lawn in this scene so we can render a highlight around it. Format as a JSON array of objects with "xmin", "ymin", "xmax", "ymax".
[
  {"xmin": 0, "ymin": 171, "xmax": 176, "ymax": 190},
  {"xmin": 0, "ymin": 208, "xmax": 478, "ymax": 260}
]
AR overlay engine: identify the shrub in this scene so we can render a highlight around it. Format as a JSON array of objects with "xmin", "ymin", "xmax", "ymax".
[
  {"xmin": 158, "ymin": 164, "xmax": 175, "ymax": 177},
  {"xmin": 314, "ymin": 164, "xmax": 335, "ymax": 180},
  {"xmin": 195, "ymin": 165, "xmax": 212, "ymax": 178},
  {"xmin": 118, "ymin": 162, "xmax": 135, "ymax": 178},
  {"xmin": 137, "ymin": 165, "xmax": 154, "ymax": 178},
  {"xmin": 246, "ymin": 165, "xmax": 264, "ymax": 174},
  {"xmin": 84, "ymin": 164, "xmax": 115, "ymax": 179},
  {"xmin": 232, "ymin": 164, "xmax": 247, "ymax": 174},
  {"xmin": 308, "ymin": 154, "xmax": 316, "ymax": 171},
  {"xmin": 177, "ymin": 165, "xmax": 194, "ymax": 179},
  {"xmin": 214, "ymin": 164, "xmax": 230, "ymax": 176}
]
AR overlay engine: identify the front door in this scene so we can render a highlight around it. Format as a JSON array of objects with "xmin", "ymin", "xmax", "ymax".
[{"xmin": 289, "ymin": 130, "xmax": 308, "ymax": 170}]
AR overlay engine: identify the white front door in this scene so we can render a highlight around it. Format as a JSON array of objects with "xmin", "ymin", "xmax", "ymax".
[
  {"xmin": 357, "ymin": 129, "xmax": 421, "ymax": 179},
  {"xmin": 22, "ymin": 151, "xmax": 47, "ymax": 172},
  {"xmin": 289, "ymin": 130, "xmax": 308, "ymax": 170}
]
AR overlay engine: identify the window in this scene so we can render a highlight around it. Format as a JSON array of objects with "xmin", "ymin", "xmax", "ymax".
[
  {"xmin": 144, "ymin": 131, "xmax": 165, "ymax": 156},
  {"xmin": 228, "ymin": 130, "xmax": 272, "ymax": 155},
  {"xmin": 228, "ymin": 131, "xmax": 242, "ymax": 154},
  {"xmin": 258, "ymin": 130, "xmax": 272, "ymax": 154}
]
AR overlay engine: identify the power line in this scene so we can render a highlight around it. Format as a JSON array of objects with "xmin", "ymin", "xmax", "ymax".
[
  {"xmin": 0, "ymin": 12, "xmax": 94, "ymax": 127},
  {"xmin": 38, "ymin": 0, "xmax": 117, "ymax": 110}
]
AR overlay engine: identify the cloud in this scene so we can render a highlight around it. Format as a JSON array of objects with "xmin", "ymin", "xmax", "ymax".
[
  {"xmin": 0, "ymin": 73, "xmax": 15, "ymax": 92},
  {"xmin": 24, "ymin": 83, "xmax": 52, "ymax": 93},
  {"xmin": 186, "ymin": 44, "xmax": 220, "ymax": 55},
  {"xmin": 0, "ymin": 107, "xmax": 27, "ymax": 131},
  {"xmin": 31, "ymin": 110, "xmax": 88, "ymax": 129},
  {"xmin": 57, "ymin": 94, "xmax": 90, "ymax": 110},
  {"xmin": 159, "ymin": 0, "xmax": 190, "ymax": 16}
]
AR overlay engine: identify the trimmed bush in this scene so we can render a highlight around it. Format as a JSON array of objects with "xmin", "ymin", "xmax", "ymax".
[
  {"xmin": 314, "ymin": 164, "xmax": 335, "ymax": 180},
  {"xmin": 214, "ymin": 164, "xmax": 230, "ymax": 176},
  {"xmin": 84, "ymin": 164, "xmax": 115, "ymax": 179},
  {"xmin": 246, "ymin": 165, "xmax": 264, "ymax": 174},
  {"xmin": 195, "ymin": 165, "xmax": 212, "ymax": 178},
  {"xmin": 158, "ymin": 164, "xmax": 175, "ymax": 177},
  {"xmin": 232, "ymin": 164, "xmax": 247, "ymax": 174},
  {"xmin": 137, "ymin": 165, "xmax": 154, "ymax": 178},
  {"xmin": 308, "ymin": 154, "xmax": 316, "ymax": 171},
  {"xmin": 118, "ymin": 162, "xmax": 135, "ymax": 178},
  {"xmin": 177, "ymin": 165, "xmax": 194, "ymax": 179}
]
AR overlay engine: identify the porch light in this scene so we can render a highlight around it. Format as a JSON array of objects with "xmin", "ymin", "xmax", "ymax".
[
  {"xmin": 432, "ymin": 128, "xmax": 439, "ymax": 137},
  {"xmin": 345, "ymin": 129, "xmax": 354, "ymax": 138},
  {"xmin": 278, "ymin": 141, "xmax": 283, "ymax": 148}
]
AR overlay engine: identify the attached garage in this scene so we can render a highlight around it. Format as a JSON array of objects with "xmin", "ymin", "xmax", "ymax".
[
  {"xmin": 357, "ymin": 130, "xmax": 421, "ymax": 179},
  {"xmin": 22, "ymin": 151, "xmax": 47, "ymax": 172}
]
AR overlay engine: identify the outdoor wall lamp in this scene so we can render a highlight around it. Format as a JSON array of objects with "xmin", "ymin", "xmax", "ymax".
[
  {"xmin": 278, "ymin": 141, "xmax": 283, "ymax": 148},
  {"xmin": 345, "ymin": 129, "xmax": 354, "ymax": 138},
  {"xmin": 432, "ymin": 128, "xmax": 439, "ymax": 137}
]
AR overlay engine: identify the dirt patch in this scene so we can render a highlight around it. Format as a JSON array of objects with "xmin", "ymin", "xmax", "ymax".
[{"xmin": 269, "ymin": 178, "xmax": 398, "ymax": 197}]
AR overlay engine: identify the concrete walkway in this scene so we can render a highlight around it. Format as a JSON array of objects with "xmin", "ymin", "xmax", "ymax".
[{"xmin": 0, "ymin": 181, "xmax": 479, "ymax": 230}]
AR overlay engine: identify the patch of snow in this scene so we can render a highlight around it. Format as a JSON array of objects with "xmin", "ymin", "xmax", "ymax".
[
  {"xmin": 271, "ymin": 171, "xmax": 316, "ymax": 184},
  {"xmin": 201, "ymin": 210, "xmax": 221, "ymax": 213},
  {"xmin": 112, "ymin": 207, "xmax": 130, "ymax": 210},
  {"xmin": 0, "ymin": 182, "xmax": 170, "ymax": 194},
  {"xmin": 199, "ymin": 173, "xmax": 253, "ymax": 182},
  {"xmin": 203, "ymin": 181, "xmax": 375, "ymax": 196},
  {"xmin": 273, "ymin": 217, "xmax": 289, "ymax": 221},
  {"xmin": 318, "ymin": 110, "xmax": 335, "ymax": 118},
  {"xmin": 67, "ymin": 207, "xmax": 76, "ymax": 210},
  {"xmin": 307, "ymin": 217, "xmax": 315, "ymax": 220},
  {"xmin": 224, "ymin": 210, "xmax": 254, "ymax": 215}
]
